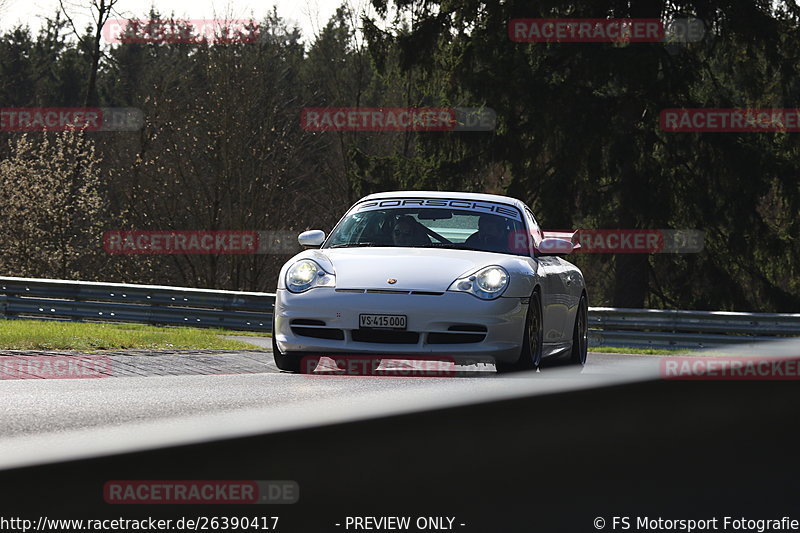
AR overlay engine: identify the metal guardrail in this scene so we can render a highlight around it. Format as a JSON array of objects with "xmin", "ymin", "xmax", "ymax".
[
  {"xmin": 588, "ymin": 307, "xmax": 800, "ymax": 349},
  {"xmin": 0, "ymin": 276, "xmax": 798, "ymax": 347},
  {"xmin": 0, "ymin": 276, "xmax": 274, "ymax": 332}
]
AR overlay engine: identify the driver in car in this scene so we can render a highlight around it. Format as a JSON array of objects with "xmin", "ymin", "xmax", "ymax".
[
  {"xmin": 465, "ymin": 214, "xmax": 508, "ymax": 253},
  {"xmin": 392, "ymin": 215, "xmax": 431, "ymax": 246}
]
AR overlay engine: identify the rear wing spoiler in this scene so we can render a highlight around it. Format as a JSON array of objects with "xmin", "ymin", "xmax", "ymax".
[{"xmin": 541, "ymin": 230, "xmax": 581, "ymax": 251}]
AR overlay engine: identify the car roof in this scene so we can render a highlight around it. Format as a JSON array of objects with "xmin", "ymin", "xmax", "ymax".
[{"xmin": 358, "ymin": 191, "xmax": 530, "ymax": 212}]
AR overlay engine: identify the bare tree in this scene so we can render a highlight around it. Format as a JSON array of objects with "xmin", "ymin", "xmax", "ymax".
[{"xmin": 58, "ymin": 0, "xmax": 120, "ymax": 106}]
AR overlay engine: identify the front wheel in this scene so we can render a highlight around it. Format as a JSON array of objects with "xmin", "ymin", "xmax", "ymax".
[
  {"xmin": 496, "ymin": 290, "xmax": 543, "ymax": 373},
  {"xmin": 272, "ymin": 319, "xmax": 319, "ymax": 373},
  {"xmin": 569, "ymin": 294, "xmax": 588, "ymax": 365}
]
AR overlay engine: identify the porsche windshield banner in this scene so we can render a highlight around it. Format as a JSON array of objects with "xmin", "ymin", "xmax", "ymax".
[{"xmin": 354, "ymin": 198, "xmax": 523, "ymax": 221}]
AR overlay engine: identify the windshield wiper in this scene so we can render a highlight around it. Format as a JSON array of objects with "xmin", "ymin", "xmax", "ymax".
[
  {"xmin": 419, "ymin": 243, "xmax": 474, "ymax": 250},
  {"xmin": 328, "ymin": 242, "xmax": 382, "ymax": 248}
]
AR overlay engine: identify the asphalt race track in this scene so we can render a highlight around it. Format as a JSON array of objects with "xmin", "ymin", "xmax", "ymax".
[
  {"xmin": 1, "ymin": 339, "xmax": 799, "ymax": 532},
  {"xmin": 0, "ymin": 335, "xmax": 656, "ymax": 463}
]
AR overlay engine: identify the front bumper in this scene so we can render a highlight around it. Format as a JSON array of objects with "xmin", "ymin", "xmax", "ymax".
[{"xmin": 274, "ymin": 288, "xmax": 527, "ymax": 363}]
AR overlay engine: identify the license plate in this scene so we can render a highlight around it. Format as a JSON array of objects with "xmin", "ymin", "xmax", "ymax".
[{"xmin": 359, "ymin": 314, "xmax": 407, "ymax": 329}]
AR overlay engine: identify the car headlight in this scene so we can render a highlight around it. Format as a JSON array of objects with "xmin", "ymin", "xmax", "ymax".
[
  {"xmin": 285, "ymin": 259, "xmax": 335, "ymax": 293},
  {"xmin": 449, "ymin": 265, "xmax": 509, "ymax": 300}
]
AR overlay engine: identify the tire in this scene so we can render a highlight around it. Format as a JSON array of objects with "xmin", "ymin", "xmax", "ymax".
[
  {"xmin": 569, "ymin": 294, "xmax": 588, "ymax": 365},
  {"xmin": 272, "ymin": 319, "xmax": 319, "ymax": 373},
  {"xmin": 496, "ymin": 290, "xmax": 543, "ymax": 373}
]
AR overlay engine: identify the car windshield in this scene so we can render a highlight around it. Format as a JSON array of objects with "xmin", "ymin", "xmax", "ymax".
[{"xmin": 324, "ymin": 206, "xmax": 529, "ymax": 256}]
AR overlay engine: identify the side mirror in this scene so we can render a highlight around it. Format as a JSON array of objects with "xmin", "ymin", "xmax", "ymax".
[
  {"xmin": 536, "ymin": 238, "xmax": 574, "ymax": 256},
  {"xmin": 298, "ymin": 230, "xmax": 325, "ymax": 248}
]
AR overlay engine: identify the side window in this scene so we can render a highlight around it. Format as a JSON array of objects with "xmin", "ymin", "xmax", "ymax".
[{"xmin": 524, "ymin": 208, "xmax": 542, "ymax": 252}]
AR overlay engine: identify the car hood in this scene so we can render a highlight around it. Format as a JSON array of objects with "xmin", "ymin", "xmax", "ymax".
[{"xmin": 306, "ymin": 248, "xmax": 505, "ymax": 292}]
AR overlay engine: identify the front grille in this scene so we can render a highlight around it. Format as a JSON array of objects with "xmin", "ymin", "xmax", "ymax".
[
  {"xmin": 291, "ymin": 319, "xmax": 326, "ymax": 326},
  {"xmin": 448, "ymin": 325, "xmax": 487, "ymax": 332},
  {"xmin": 291, "ymin": 327, "xmax": 345, "ymax": 340},
  {"xmin": 428, "ymin": 325, "xmax": 487, "ymax": 344},
  {"xmin": 351, "ymin": 329, "xmax": 419, "ymax": 344}
]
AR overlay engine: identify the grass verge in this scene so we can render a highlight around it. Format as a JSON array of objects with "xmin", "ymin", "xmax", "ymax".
[
  {"xmin": 0, "ymin": 319, "xmax": 695, "ymax": 354},
  {"xmin": 590, "ymin": 346, "xmax": 693, "ymax": 355},
  {"xmin": 222, "ymin": 330, "xmax": 271, "ymax": 337},
  {"xmin": 0, "ymin": 319, "xmax": 258, "ymax": 351}
]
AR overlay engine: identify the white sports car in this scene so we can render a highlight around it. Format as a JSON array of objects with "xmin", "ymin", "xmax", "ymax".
[{"xmin": 272, "ymin": 191, "xmax": 587, "ymax": 373}]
